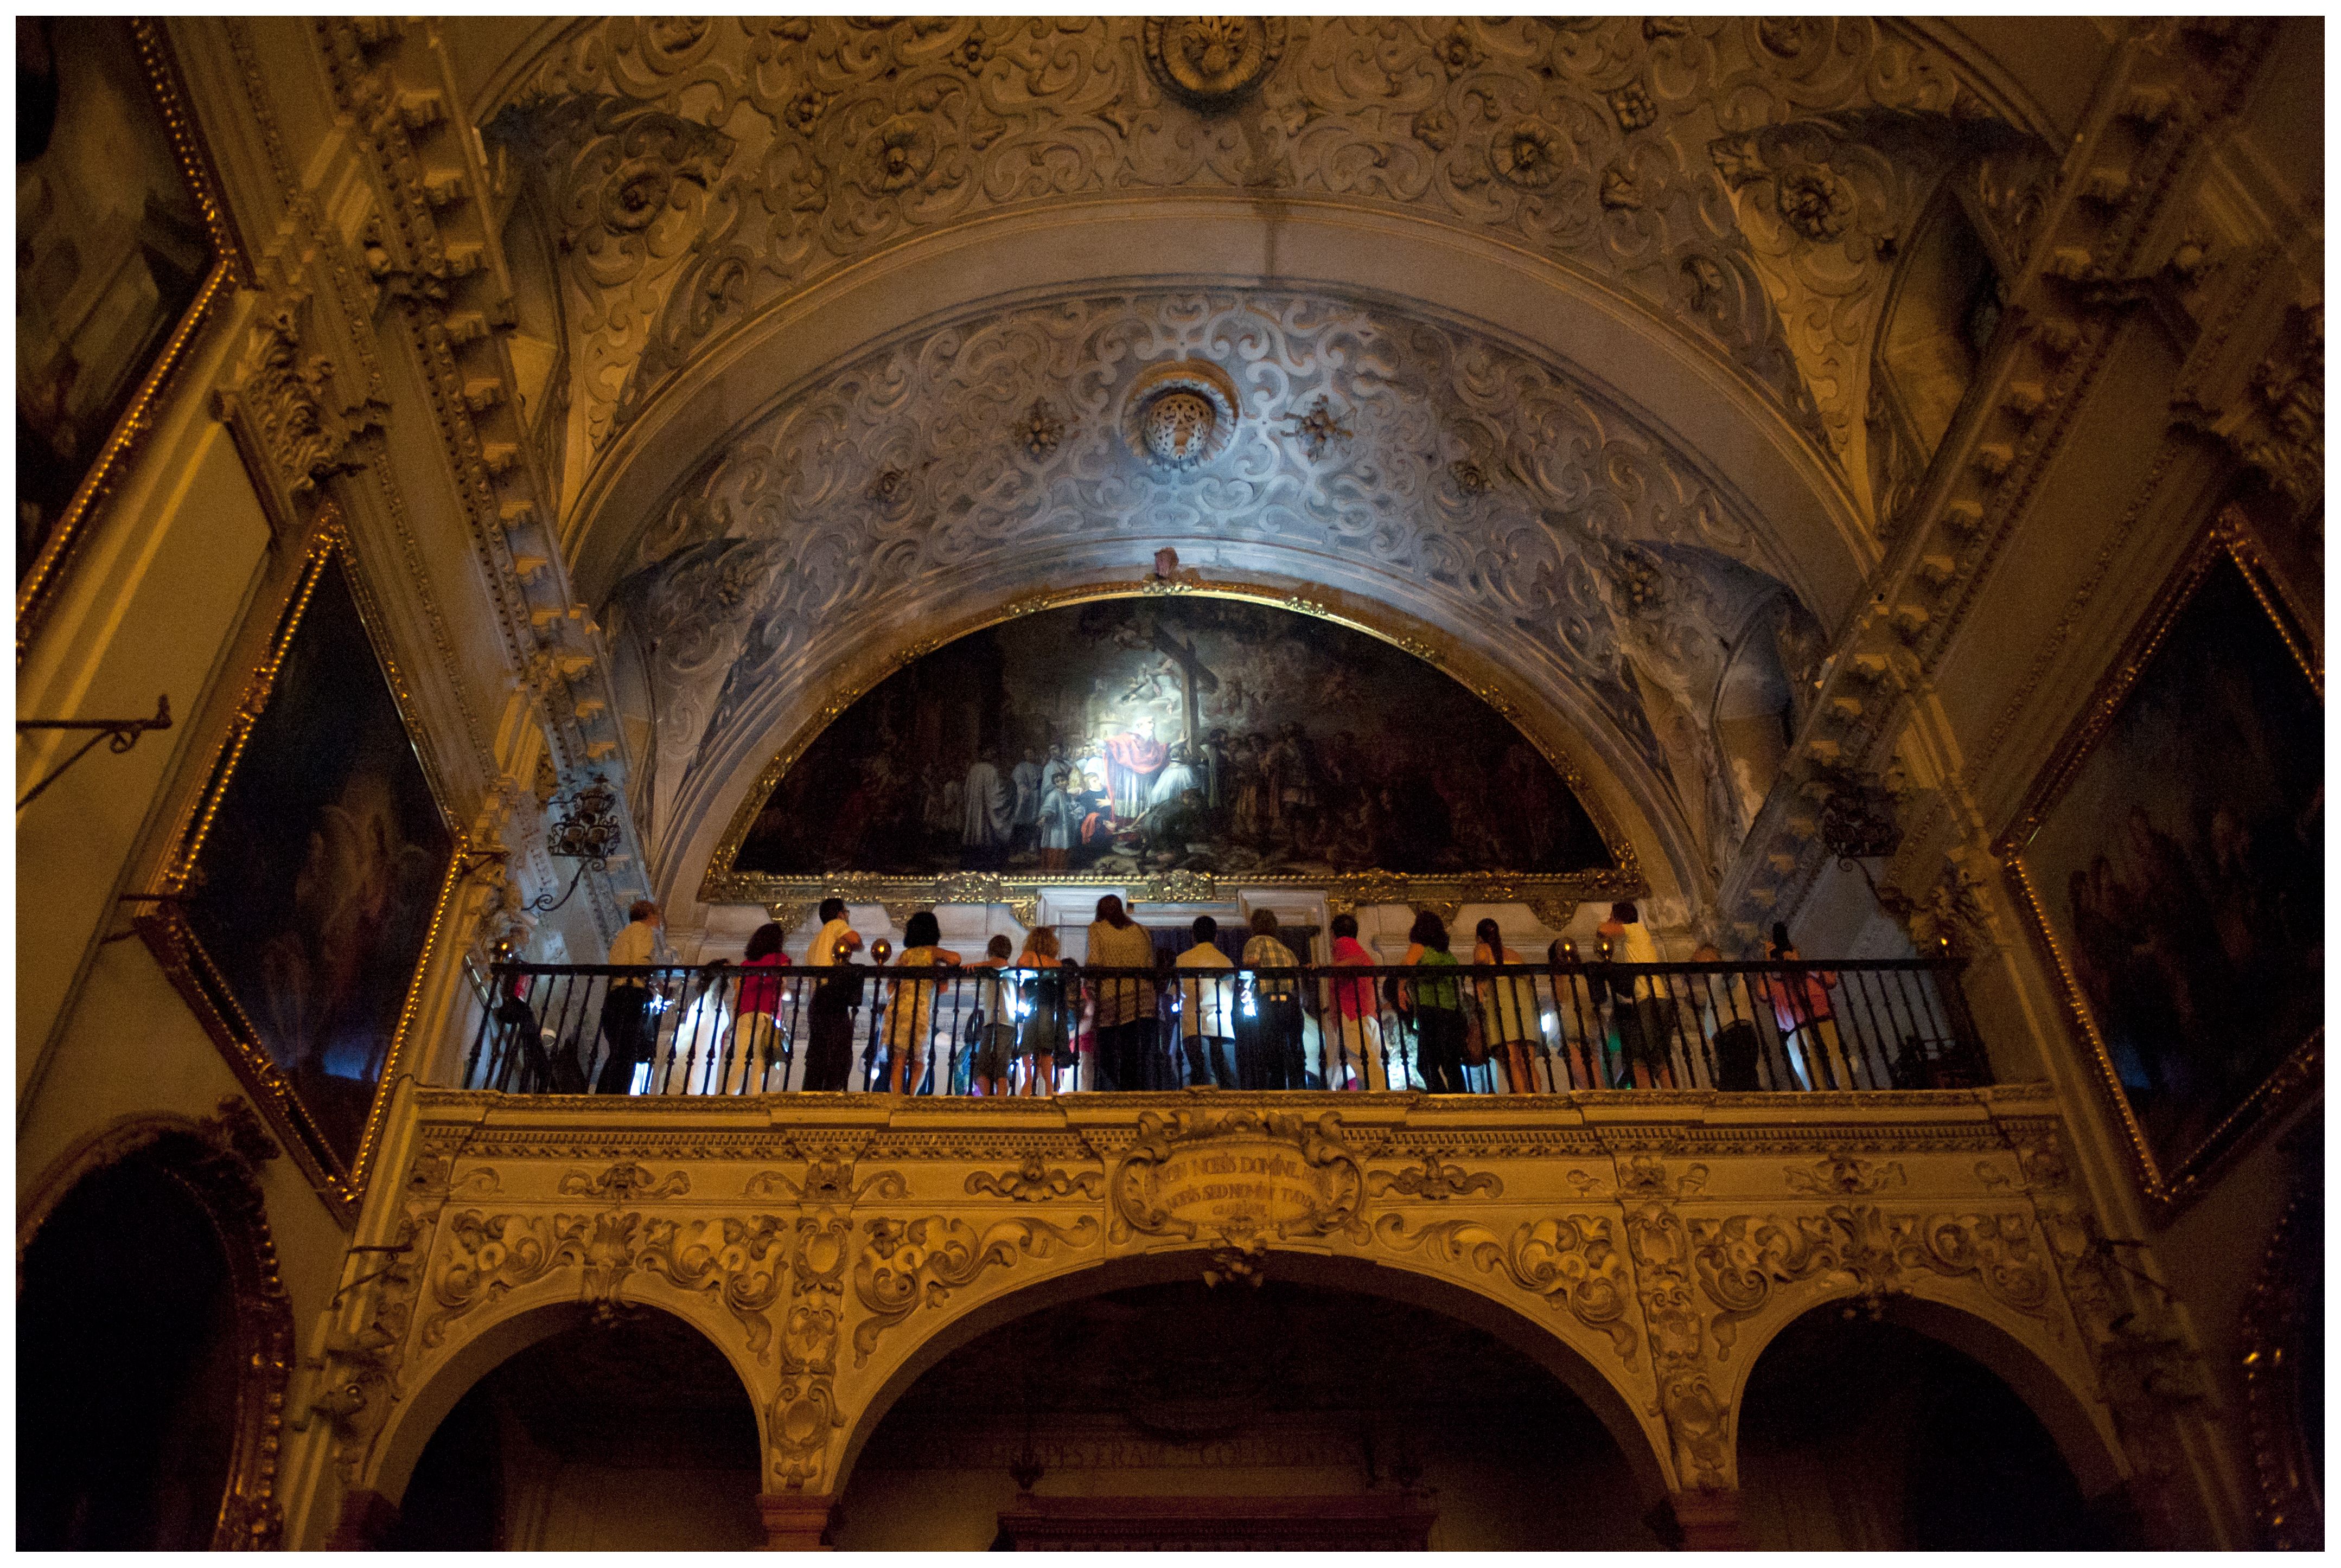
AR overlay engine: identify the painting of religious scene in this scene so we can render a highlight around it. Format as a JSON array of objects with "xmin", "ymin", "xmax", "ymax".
[
  {"xmin": 736, "ymin": 597, "xmax": 1616, "ymax": 880},
  {"xmin": 2022, "ymin": 553, "xmax": 2321, "ymax": 1182},
  {"xmin": 180, "ymin": 556, "xmax": 456, "ymax": 1171},
  {"xmin": 17, "ymin": 17, "xmax": 214, "ymax": 581}
]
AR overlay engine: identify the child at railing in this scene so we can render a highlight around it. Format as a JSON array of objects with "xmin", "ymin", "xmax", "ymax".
[
  {"xmin": 884, "ymin": 912, "xmax": 960, "ymax": 1095},
  {"xmin": 968, "ymin": 934, "xmax": 1018, "ymax": 1096},
  {"xmin": 1012, "ymin": 926, "xmax": 1070, "ymax": 1096}
]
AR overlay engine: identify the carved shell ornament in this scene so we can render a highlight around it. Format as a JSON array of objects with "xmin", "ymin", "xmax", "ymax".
[
  {"xmin": 1143, "ymin": 17, "xmax": 1287, "ymax": 110},
  {"xmin": 1121, "ymin": 359, "xmax": 1241, "ymax": 471}
]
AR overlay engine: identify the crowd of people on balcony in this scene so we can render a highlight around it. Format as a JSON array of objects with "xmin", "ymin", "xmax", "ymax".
[{"xmin": 481, "ymin": 892, "xmax": 1932, "ymax": 1099}]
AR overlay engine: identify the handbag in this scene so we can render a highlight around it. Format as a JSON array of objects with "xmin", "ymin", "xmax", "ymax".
[{"xmin": 1462, "ymin": 1007, "xmax": 1490, "ymax": 1067}]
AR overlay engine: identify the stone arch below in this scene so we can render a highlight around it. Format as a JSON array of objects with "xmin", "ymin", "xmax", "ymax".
[
  {"xmin": 1724, "ymin": 1277, "xmax": 2128, "ymax": 1501},
  {"xmin": 832, "ymin": 1244, "xmax": 1674, "ymax": 1507},
  {"xmin": 360, "ymin": 1285, "xmax": 768, "ymax": 1507}
]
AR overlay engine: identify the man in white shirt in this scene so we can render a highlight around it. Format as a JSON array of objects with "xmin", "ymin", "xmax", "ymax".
[
  {"xmin": 1173, "ymin": 916, "xmax": 1236, "ymax": 1087},
  {"xmin": 804, "ymin": 898, "xmax": 864, "ymax": 1091},
  {"xmin": 595, "ymin": 900, "xmax": 663, "ymax": 1093}
]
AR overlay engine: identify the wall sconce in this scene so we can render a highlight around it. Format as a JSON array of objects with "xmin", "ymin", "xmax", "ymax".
[{"xmin": 527, "ymin": 776, "xmax": 627, "ymax": 913}]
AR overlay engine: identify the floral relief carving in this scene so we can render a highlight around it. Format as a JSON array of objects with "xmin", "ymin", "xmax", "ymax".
[
  {"xmin": 634, "ymin": 1214, "xmax": 790, "ymax": 1357},
  {"xmin": 851, "ymin": 1214, "xmax": 1101, "ymax": 1366},
  {"xmin": 748, "ymin": 1156, "xmax": 906, "ymax": 1206}
]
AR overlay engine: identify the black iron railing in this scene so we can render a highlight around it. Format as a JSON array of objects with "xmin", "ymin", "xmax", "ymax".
[{"xmin": 460, "ymin": 956, "xmax": 1989, "ymax": 1098}]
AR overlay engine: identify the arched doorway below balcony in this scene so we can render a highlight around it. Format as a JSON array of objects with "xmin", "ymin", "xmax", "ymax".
[
  {"xmin": 1734, "ymin": 1307, "xmax": 2133, "ymax": 1550},
  {"xmin": 382, "ymin": 1307, "xmax": 762, "ymax": 1550},
  {"xmin": 834, "ymin": 1277, "xmax": 1663, "ymax": 1551}
]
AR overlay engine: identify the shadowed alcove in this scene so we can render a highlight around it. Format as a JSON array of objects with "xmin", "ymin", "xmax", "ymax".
[
  {"xmin": 383, "ymin": 1307, "xmax": 762, "ymax": 1551},
  {"xmin": 833, "ymin": 1276, "xmax": 1662, "ymax": 1551},
  {"xmin": 1735, "ymin": 1308, "xmax": 2129, "ymax": 1550},
  {"xmin": 18, "ymin": 1150, "xmax": 242, "ymax": 1550}
]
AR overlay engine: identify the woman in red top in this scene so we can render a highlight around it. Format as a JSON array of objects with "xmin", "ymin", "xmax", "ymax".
[
  {"xmin": 1753, "ymin": 924, "xmax": 1849, "ymax": 1090},
  {"xmin": 720, "ymin": 923, "xmax": 792, "ymax": 1094}
]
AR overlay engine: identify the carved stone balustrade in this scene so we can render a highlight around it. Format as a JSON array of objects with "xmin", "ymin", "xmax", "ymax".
[{"xmin": 293, "ymin": 1081, "xmax": 2161, "ymax": 1548}]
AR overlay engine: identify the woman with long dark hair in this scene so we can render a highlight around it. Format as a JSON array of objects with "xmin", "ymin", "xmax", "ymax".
[{"xmin": 718, "ymin": 921, "xmax": 792, "ymax": 1094}]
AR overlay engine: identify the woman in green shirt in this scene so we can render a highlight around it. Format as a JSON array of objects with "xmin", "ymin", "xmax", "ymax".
[{"xmin": 1401, "ymin": 911, "xmax": 1469, "ymax": 1093}]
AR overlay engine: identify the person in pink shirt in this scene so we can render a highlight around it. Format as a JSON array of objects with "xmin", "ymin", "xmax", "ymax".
[
  {"xmin": 720, "ymin": 923, "xmax": 792, "ymax": 1094},
  {"xmin": 1326, "ymin": 912, "xmax": 1387, "ymax": 1090}
]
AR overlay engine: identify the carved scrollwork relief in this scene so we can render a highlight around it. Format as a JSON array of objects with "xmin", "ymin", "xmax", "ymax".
[
  {"xmin": 559, "ymin": 1160, "xmax": 691, "ymax": 1202},
  {"xmin": 851, "ymin": 1214, "xmax": 1101, "ymax": 1366},
  {"xmin": 747, "ymin": 1155, "xmax": 905, "ymax": 1206},
  {"xmin": 484, "ymin": 16, "xmax": 2010, "ymax": 498},
  {"xmin": 966, "ymin": 1159, "xmax": 1106, "ymax": 1202},
  {"xmin": 634, "ymin": 1214, "xmax": 789, "ymax": 1356},
  {"xmin": 212, "ymin": 289, "xmax": 384, "ymax": 546},
  {"xmin": 1365, "ymin": 1154, "xmax": 1504, "ymax": 1201},
  {"xmin": 1375, "ymin": 1213, "xmax": 1637, "ymax": 1362}
]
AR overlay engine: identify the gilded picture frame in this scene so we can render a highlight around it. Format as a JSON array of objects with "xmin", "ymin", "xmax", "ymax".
[
  {"xmin": 699, "ymin": 578, "xmax": 1647, "ymax": 925},
  {"xmin": 17, "ymin": 17, "xmax": 252, "ymax": 663},
  {"xmin": 1995, "ymin": 511, "xmax": 2322, "ymax": 1215},
  {"xmin": 136, "ymin": 516, "xmax": 467, "ymax": 1220}
]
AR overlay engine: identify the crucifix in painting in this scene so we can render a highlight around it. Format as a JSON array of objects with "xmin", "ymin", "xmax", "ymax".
[{"xmin": 1150, "ymin": 623, "xmax": 1219, "ymax": 748}]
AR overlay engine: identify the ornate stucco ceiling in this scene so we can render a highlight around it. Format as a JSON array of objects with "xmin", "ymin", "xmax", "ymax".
[{"xmin": 446, "ymin": 16, "xmax": 2052, "ymax": 917}]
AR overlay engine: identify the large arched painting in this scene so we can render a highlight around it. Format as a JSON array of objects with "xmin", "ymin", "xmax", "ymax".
[{"xmin": 733, "ymin": 597, "xmax": 1615, "ymax": 880}]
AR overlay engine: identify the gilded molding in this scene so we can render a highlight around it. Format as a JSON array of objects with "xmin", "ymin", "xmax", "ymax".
[
  {"xmin": 1993, "ymin": 513, "xmax": 2321, "ymax": 1214},
  {"xmin": 17, "ymin": 19, "xmax": 253, "ymax": 664},
  {"xmin": 134, "ymin": 514, "xmax": 469, "ymax": 1219}
]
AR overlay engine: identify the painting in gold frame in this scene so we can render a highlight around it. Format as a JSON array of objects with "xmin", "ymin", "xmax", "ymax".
[
  {"xmin": 1996, "ymin": 512, "xmax": 2322, "ymax": 1214},
  {"xmin": 698, "ymin": 579, "xmax": 1647, "ymax": 921},
  {"xmin": 16, "ymin": 17, "xmax": 249, "ymax": 663},
  {"xmin": 136, "ymin": 519, "xmax": 465, "ymax": 1218}
]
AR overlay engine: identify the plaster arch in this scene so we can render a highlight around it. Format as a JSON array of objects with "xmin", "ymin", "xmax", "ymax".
[
  {"xmin": 359, "ymin": 1284, "xmax": 767, "ymax": 1507},
  {"xmin": 566, "ymin": 208, "xmax": 1874, "ymax": 623},
  {"xmin": 1721, "ymin": 1276, "xmax": 2128, "ymax": 1501},
  {"xmin": 831, "ymin": 1243, "xmax": 1676, "ymax": 1507}
]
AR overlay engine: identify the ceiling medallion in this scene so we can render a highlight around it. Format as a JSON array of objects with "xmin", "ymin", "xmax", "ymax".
[
  {"xmin": 1143, "ymin": 17, "xmax": 1287, "ymax": 111},
  {"xmin": 1122, "ymin": 360, "xmax": 1241, "ymax": 470}
]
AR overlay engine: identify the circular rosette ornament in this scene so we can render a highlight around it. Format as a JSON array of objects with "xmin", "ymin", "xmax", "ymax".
[
  {"xmin": 1121, "ymin": 359, "xmax": 1243, "ymax": 471},
  {"xmin": 1143, "ymin": 17, "xmax": 1287, "ymax": 110},
  {"xmin": 1491, "ymin": 116, "xmax": 1569, "ymax": 190}
]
